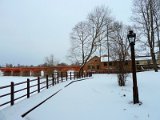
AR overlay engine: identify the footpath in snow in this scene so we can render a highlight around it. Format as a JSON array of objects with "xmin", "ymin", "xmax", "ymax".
[{"xmin": 0, "ymin": 71, "xmax": 160, "ymax": 120}]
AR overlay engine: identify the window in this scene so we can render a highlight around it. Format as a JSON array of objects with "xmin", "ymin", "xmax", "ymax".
[
  {"xmin": 92, "ymin": 66, "xmax": 95, "ymax": 69},
  {"xmin": 97, "ymin": 65, "xmax": 100, "ymax": 70},
  {"xmin": 104, "ymin": 62, "xmax": 107, "ymax": 66},
  {"xmin": 125, "ymin": 61, "xmax": 128, "ymax": 65},
  {"xmin": 88, "ymin": 66, "xmax": 91, "ymax": 69},
  {"xmin": 109, "ymin": 62, "xmax": 112, "ymax": 66}
]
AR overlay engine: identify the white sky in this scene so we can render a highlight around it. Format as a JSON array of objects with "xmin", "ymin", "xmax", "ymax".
[{"xmin": 0, "ymin": 0, "xmax": 133, "ymax": 66}]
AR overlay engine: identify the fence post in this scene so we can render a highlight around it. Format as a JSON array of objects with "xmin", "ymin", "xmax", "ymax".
[
  {"xmin": 70, "ymin": 72, "xmax": 71, "ymax": 80},
  {"xmin": 84, "ymin": 72, "xmax": 86, "ymax": 78},
  {"xmin": 37, "ymin": 76, "xmax": 40, "ymax": 93},
  {"xmin": 61, "ymin": 72, "xmax": 63, "ymax": 82},
  {"xmin": 46, "ymin": 75, "xmax": 49, "ymax": 89},
  {"xmin": 77, "ymin": 72, "xmax": 78, "ymax": 78},
  {"xmin": 27, "ymin": 79, "xmax": 30, "ymax": 98},
  {"xmin": 10, "ymin": 82, "xmax": 14, "ymax": 106},
  {"xmin": 52, "ymin": 74, "xmax": 55, "ymax": 86},
  {"xmin": 89, "ymin": 72, "xmax": 92, "ymax": 77},
  {"xmin": 74, "ymin": 72, "xmax": 75, "ymax": 80},
  {"xmin": 55, "ymin": 73, "xmax": 57, "ymax": 85},
  {"xmin": 87, "ymin": 72, "xmax": 89, "ymax": 77},
  {"xmin": 78, "ymin": 72, "xmax": 80, "ymax": 78},
  {"xmin": 66, "ymin": 72, "xmax": 67, "ymax": 81},
  {"xmin": 76, "ymin": 72, "xmax": 78, "ymax": 79},
  {"xmin": 57, "ymin": 72, "xmax": 59, "ymax": 84}
]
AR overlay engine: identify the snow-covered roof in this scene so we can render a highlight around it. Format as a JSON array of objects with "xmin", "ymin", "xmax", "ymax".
[
  {"xmin": 101, "ymin": 56, "xmax": 109, "ymax": 62},
  {"xmin": 101, "ymin": 56, "xmax": 131, "ymax": 62},
  {"xmin": 135, "ymin": 56, "xmax": 152, "ymax": 61},
  {"xmin": 101, "ymin": 56, "xmax": 115, "ymax": 62}
]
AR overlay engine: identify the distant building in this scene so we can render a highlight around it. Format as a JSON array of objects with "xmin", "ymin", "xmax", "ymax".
[
  {"xmin": 83, "ymin": 55, "xmax": 159, "ymax": 73},
  {"xmin": 83, "ymin": 56, "xmax": 132, "ymax": 73},
  {"xmin": 135, "ymin": 56, "xmax": 152, "ymax": 70},
  {"xmin": 155, "ymin": 51, "xmax": 160, "ymax": 68},
  {"xmin": 83, "ymin": 56, "xmax": 101, "ymax": 73}
]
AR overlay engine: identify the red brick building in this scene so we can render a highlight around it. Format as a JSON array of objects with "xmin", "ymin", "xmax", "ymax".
[{"xmin": 83, "ymin": 56, "xmax": 132, "ymax": 73}]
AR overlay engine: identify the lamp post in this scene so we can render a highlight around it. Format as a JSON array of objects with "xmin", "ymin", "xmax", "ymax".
[{"xmin": 127, "ymin": 30, "xmax": 139, "ymax": 104}]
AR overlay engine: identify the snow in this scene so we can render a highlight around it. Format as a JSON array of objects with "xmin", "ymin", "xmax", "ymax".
[
  {"xmin": 0, "ymin": 71, "xmax": 3, "ymax": 76},
  {"xmin": 135, "ymin": 56, "xmax": 152, "ymax": 61},
  {"xmin": 101, "ymin": 56, "xmax": 109, "ymax": 62},
  {"xmin": 0, "ymin": 71, "xmax": 160, "ymax": 120}
]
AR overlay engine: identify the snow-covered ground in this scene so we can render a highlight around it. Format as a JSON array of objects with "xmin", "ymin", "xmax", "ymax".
[{"xmin": 0, "ymin": 70, "xmax": 160, "ymax": 120}]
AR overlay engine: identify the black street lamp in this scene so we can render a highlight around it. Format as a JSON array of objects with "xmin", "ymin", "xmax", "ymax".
[{"xmin": 127, "ymin": 30, "xmax": 139, "ymax": 104}]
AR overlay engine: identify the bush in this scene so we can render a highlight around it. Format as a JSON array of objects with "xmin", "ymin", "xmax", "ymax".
[{"xmin": 117, "ymin": 73, "xmax": 128, "ymax": 86}]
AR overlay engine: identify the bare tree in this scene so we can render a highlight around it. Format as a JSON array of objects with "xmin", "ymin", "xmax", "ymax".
[
  {"xmin": 153, "ymin": 0, "xmax": 160, "ymax": 53},
  {"xmin": 109, "ymin": 22, "xmax": 130, "ymax": 86},
  {"xmin": 69, "ymin": 21, "xmax": 90, "ymax": 65},
  {"xmin": 96, "ymin": 14, "xmax": 114, "ymax": 61},
  {"xmin": 44, "ymin": 54, "xmax": 58, "ymax": 66},
  {"xmin": 132, "ymin": 0, "xmax": 159, "ymax": 72},
  {"xmin": 69, "ymin": 6, "xmax": 112, "ymax": 72}
]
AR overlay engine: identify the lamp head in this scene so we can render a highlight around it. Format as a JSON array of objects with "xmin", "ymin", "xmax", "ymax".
[{"xmin": 127, "ymin": 30, "xmax": 136, "ymax": 45}]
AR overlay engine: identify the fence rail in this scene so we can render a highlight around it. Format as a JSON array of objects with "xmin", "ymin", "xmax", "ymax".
[{"xmin": 0, "ymin": 72, "xmax": 92, "ymax": 108}]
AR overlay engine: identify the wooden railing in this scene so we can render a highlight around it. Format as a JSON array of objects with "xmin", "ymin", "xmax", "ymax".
[{"xmin": 0, "ymin": 72, "xmax": 92, "ymax": 108}]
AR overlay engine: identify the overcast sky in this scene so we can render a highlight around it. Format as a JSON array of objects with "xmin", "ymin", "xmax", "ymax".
[{"xmin": 0, "ymin": 0, "xmax": 133, "ymax": 66}]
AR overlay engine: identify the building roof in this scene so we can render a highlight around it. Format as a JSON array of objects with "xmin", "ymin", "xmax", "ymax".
[
  {"xmin": 135, "ymin": 56, "xmax": 152, "ymax": 61},
  {"xmin": 101, "ymin": 56, "xmax": 109, "ymax": 62},
  {"xmin": 101, "ymin": 56, "xmax": 115, "ymax": 62},
  {"xmin": 91, "ymin": 55, "xmax": 153, "ymax": 63}
]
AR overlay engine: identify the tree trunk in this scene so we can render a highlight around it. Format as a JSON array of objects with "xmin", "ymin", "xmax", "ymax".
[
  {"xmin": 150, "ymin": 0, "xmax": 158, "ymax": 72},
  {"xmin": 150, "ymin": 48, "xmax": 158, "ymax": 72}
]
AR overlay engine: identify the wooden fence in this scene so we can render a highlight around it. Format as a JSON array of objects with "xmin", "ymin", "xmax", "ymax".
[{"xmin": 0, "ymin": 72, "xmax": 92, "ymax": 108}]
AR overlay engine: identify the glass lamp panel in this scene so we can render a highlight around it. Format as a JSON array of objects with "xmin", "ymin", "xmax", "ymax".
[{"xmin": 129, "ymin": 37, "xmax": 134, "ymax": 43}]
